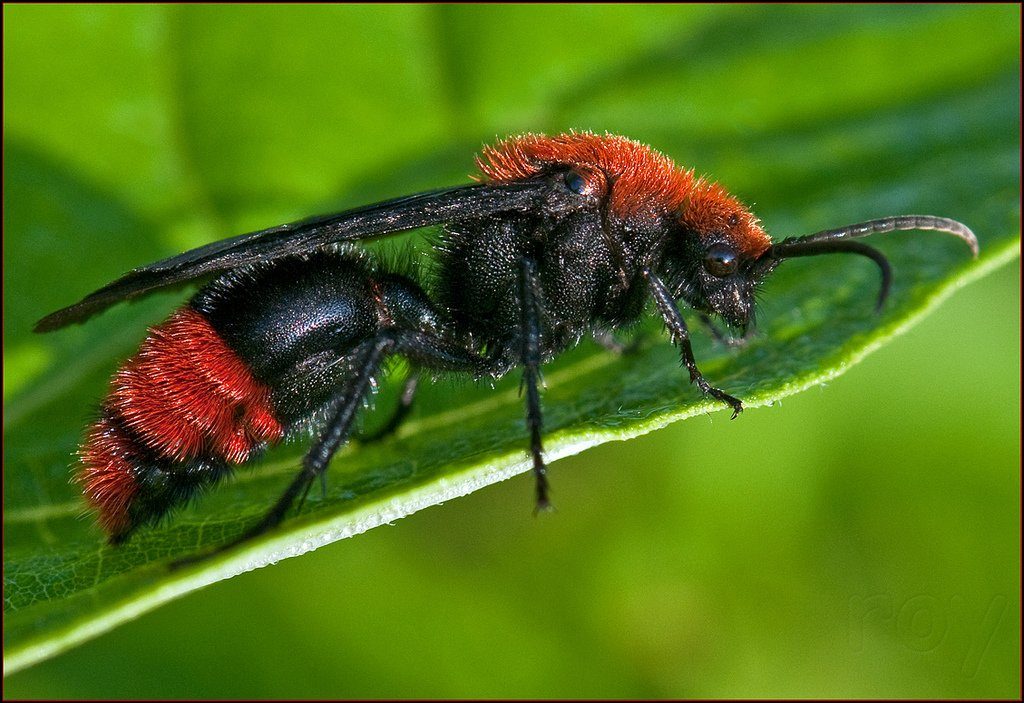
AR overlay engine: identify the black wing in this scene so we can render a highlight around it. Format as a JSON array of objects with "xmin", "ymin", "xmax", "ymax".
[{"xmin": 35, "ymin": 178, "xmax": 550, "ymax": 332}]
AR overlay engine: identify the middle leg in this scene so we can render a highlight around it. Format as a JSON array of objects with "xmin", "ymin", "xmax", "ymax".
[{"xmin": 519, "ymin": 257, "xmax": 551, "ymax": 511}]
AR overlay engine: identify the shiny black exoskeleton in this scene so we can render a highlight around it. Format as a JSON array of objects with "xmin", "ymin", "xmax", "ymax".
[{"xmin": 193, "ymin": 248, "xmax": 469, "ymax": 427}]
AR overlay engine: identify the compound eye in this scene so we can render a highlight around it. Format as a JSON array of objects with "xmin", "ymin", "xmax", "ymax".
[
  {"xmin": 564, "ymin": 170, "xmax": 587, "ymax": 195},
  {"xmin": 703, "ymin": 243, "xmax": 739, "ymax": 278}
]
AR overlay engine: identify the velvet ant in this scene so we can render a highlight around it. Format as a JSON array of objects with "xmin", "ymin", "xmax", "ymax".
[{"xmin": 36, "ymin": 132, "xmax": 979, "ymax": 557}]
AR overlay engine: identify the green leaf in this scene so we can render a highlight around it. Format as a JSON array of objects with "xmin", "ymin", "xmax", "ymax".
[{"xmin": 3, "ymin": 4, "xmax": 1019, "ymax": 676}]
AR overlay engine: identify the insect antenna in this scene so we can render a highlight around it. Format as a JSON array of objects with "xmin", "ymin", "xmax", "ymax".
[{"xmin": 766, "ymin": 215, "xmax": 978, "ymax": 310}]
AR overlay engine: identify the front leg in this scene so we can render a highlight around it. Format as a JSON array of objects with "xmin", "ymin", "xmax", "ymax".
[
  {"xmin": 519, "ymin": 258, "xmax": 552, "ymax": 511},
  {"xmin": 644, "ymin": 270, "xmax": 743, "ymax": 419}
]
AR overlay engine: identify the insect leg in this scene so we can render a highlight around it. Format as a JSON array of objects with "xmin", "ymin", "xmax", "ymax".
[
  {"xmin": 644, "ymin": 269, "xmax": 744, "ymax": 418},
  {"xmin": 280, "ymin": 330, "xmax": 485, "ymax": 517},
  {"xmin": 519, "ymin": 258, "xmax": 551, "ymax": 511},
  {"xmin": 258, "ymin": 337, "xmax": 395, "ymax": 530},
  {"xmin": 177, "ymin": 335, "xmax": 396, "ymax": 564},
  {"xmin": 355, "ymin": 371, "xmax": 421, "ymax": 444}
]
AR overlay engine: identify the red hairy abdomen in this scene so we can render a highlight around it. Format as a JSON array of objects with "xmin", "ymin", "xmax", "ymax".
[
  {"xmin": 78, "ymin": 307, "xmax": 283, "ymax": 536},
  {"xmin": 79, "ymin": 415, "xmax": 145, "ymax": 536}
]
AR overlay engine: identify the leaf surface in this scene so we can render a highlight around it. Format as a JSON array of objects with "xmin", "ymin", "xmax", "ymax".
[{"xmin": 3, "ymin": 4, "xmax": 1019, "ymax": 675}]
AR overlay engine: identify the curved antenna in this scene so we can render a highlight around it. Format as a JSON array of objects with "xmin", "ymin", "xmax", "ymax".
[
  {"xmin": 772, "ymin": 240, "xmax": 893, "ymax": 310},
  {"xmin": 771, "ymin": 215, "xmax": 979, "ymax": 257},
  {"xmin": 765, "ymin": 215, "xmax": 978, "ymax": 311}
]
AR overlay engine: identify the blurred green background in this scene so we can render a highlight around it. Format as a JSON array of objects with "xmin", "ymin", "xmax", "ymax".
[{"xmin": 3, "ymin": 4, "xmax": 1019, "ymax": 698}]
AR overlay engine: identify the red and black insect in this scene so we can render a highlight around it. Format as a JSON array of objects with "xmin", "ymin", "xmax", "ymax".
[{"xmin": 36, "ymin": 132, "xmax": 978, "ymax": 555}]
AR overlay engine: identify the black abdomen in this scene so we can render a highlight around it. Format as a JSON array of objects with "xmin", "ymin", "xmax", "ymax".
[{"xmin": 192, "ymin": 249, "xmax": 382, "ymax": 424}]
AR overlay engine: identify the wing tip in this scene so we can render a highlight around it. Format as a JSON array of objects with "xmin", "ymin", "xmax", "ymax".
[{"xmin": 34, "ymin": 307, "xmax": 82, "ymax": 333}]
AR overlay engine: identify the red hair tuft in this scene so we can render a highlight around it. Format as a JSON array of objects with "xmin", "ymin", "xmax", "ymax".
[
  {"xmin": 77, "ymin": 308, "xmax": 284, "ymax": 537},
  {"xmin": 681, "ymin": 178, "xmax": 771, "ymax": 258},
  {"xmin": 108, "ymin": 308, "xmax": 282, "ymax": 463},
  {"xmin": 477, "ymin": 132, "xmax": 771, "ymax": 258},
  {"xmin": 78, "ymin": 415, "xmax": 141, "ymax": 537},
  {"xmin": 477, "ymin": 132, "xmax": 694, "ymax": 219}
]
